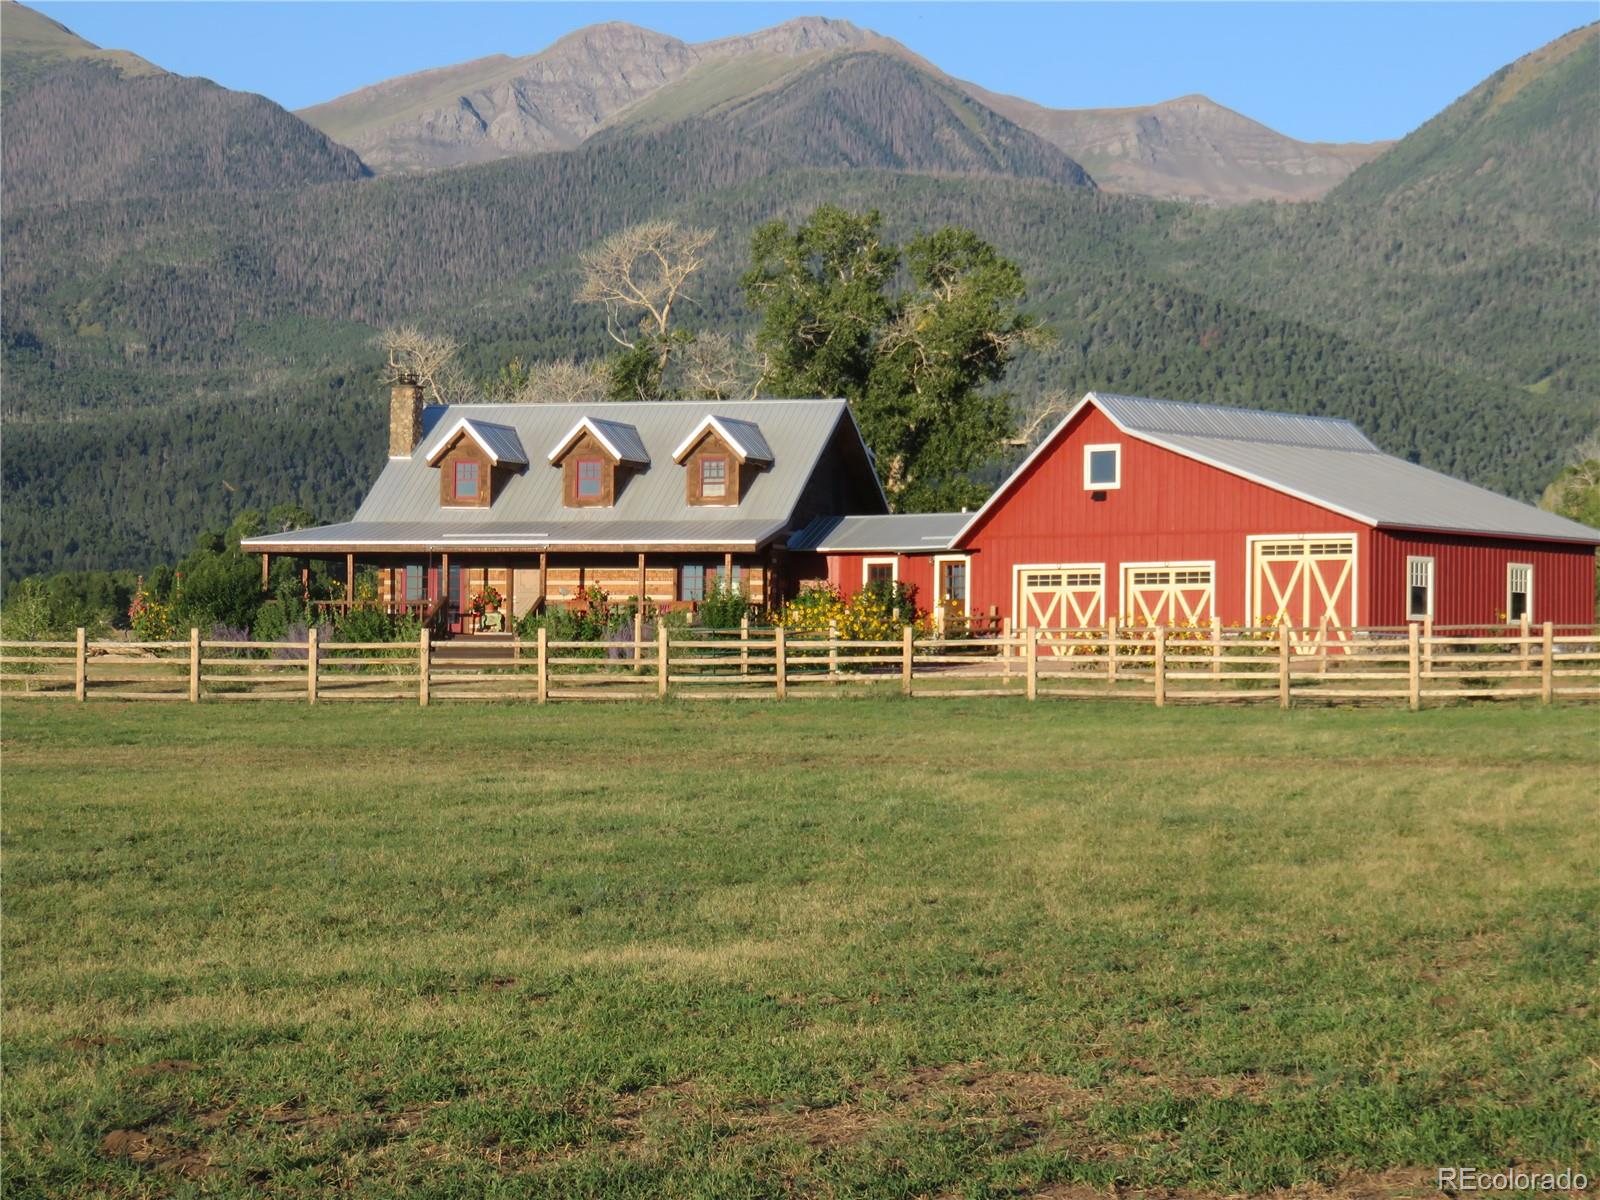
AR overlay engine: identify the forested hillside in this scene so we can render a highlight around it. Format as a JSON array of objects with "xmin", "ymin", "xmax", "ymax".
[{"xmin": 1, "ymin": 11, "xmax": 1594, "ymax": 582}]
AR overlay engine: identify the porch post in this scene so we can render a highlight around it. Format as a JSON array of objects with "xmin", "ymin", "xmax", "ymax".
[
  {"xmin": 260, "ymin": 553, "xmax": 270, "ymax": 593},
  {"xmin": 723, "ymin": 551, "xmax": 734, "ymax": 588},
  {"xmin": 346, "ymin": 552, "xmax": 355, "ymax": 610},
  {"xmin": 538, "ymin": 551, "xmax": 548, "ymax": 610},
  {"xmin": 637, "ymin": 552, "xmax": 647, "ymax": 605},
  {"xmin": 504, "ymin": 562, "xmax": 516, "ymax": 622}
]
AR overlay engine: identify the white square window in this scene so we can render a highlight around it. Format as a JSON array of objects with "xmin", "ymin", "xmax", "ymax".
[
  {"xmin": 1084, "ymin": 444, "xmax": 1121, "ymax": 490},
  {"xmin": 1406, "ymin": 556, "xmax": 1434, "ymax": 621},
  {"xmin": 1506, "ymin": 564, "xmax": 1532, "ymax": 623}
]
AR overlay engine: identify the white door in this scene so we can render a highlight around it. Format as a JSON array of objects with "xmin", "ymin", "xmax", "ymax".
[
  {"xmin": 1015, "ymin": 566, "xmax": 1104, "ymax": 655},
  {"xmin": 1121, "ymin": 564, "xmax": 1214, "ymax": 627},
  {"xmin": 1252, "ymin": 538, "xmax": 1357, "ymax": 647}
]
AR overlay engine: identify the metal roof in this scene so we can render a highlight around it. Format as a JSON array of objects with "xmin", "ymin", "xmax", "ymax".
[
  {"xmin": 955, "ymin": 392, "xmax": 1600, "ymax": 546},
  {"xmin": 243, "ymin": 399, "xmax": 884, "ymax": 554},
  {"xmin": 241, "ymin": 518, "xmax": 787, "ymax": 553},
  {"xmin": 548, "ymin": 416, "xmax": 650, "ymax": 466},
  {"xmin": 789, "ymin": 512, "xmax": 970, "ymax": 553},
  {"xmin": 422, "ymin": 417, "xmax": 528, "ymax": 466},
  {"xmin": 672, "ymin": 415, "xmax": 774, "ymax": 465}
]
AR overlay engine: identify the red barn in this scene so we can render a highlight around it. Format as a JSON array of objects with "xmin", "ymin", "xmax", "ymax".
[{"xmin": 793, "ymin": 393, "xmax": 1599, "ymax": 632}]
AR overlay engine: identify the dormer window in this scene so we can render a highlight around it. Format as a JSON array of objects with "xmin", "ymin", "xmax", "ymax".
[
  {"xmin": 547, "ymin": 417, "xmax": 649, "ymax": 509},
  {"xmin": 421, "ymin": 416, "xmax": 528, "ymax": 509},
  {"xmin": 700, "ymin": 456, "xmax": 728, "ymax": 499},
  {"xmin": 672, "ymin": 415, "xmax": 773, "ymax": 507},
  {"xmin": 576, "ymin": 458, "xmax": 603, "ymax": 499}
]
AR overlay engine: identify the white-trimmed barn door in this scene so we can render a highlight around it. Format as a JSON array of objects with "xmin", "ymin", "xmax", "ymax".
[
  {"xmin": 1014, "ymin": 565, "xmax": 1104, "ymax": 656},
  {"xmin": 1120, "ymin": 564, "xmax": 1214, "ymax": 629},
  {"xmin": 1251, "ymin": 536, "xmax": 1357, "ymax": 650}
]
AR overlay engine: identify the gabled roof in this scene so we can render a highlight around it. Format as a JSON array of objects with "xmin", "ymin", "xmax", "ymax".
[
  {"xmin": 789, "ymin": 512, "xmax": 970, "ymax": 553},
  {"xmin": 422, "ymin": 417, "xmax": 529, "ymax": 467},
  {"xmin": 241, "ymin": 399, "xmax": 886, "ymax": 554},
  {"xmin": 954, "ymin": 392, "xmax": 1600, "ymax": 547},
  {"xmin": 547, "ymin": 416, "xmax": 650, "ymax": 466},
  {"xmin": 672, "ymin": 415, "xmax": 775, "ymax": 465}
]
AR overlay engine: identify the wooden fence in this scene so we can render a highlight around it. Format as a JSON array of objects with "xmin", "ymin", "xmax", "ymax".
[{"xmin": 5, "ymin": 620, "xmax": 1598, "ymax": 709}]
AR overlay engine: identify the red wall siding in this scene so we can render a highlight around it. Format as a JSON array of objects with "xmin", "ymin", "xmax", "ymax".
[
  {"xmin": 1368, "ymin": 530, "xmax": 1596, "ymax": 626},
  {"xmin": 826, "ymin": 552, "xmax": 938, "ymax": 608},
  {"xmin": 957, "ymin": 406, "xmax": 1370, "ymax": 625}
]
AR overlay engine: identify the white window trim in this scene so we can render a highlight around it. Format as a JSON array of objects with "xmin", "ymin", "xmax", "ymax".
[
  {"xmin": 1506, "ymin": 563, "xmax": 1534, "ymax": 623},
  {"xmin": 933, "ymin": 554, "xmax": 970, "ymax": 611},
  {"xmin": 1244, "ymin": 533, "xmax": 1362, "ymax": 629},
  {"xmin": 1083, "ymin": 443, "xmax": 1122, "ymax": 490},
  {"xmin": 1011, "ymin": 562, "xmax": 1106, "ymax": 630},
  {"xmin": 1406, "ymin": 555, "xmax": 1435, "ymax": 621},
  {"xmin": 861, "ymin": 557, "xmax": 899, "ymax": 587},
  {"xmin": 1117, "ymin": 560, "xmax": 1216, "ymax": 625}
]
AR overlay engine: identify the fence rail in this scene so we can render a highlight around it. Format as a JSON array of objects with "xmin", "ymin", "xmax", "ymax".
[{"xmin": 4, "ymin": 620, "xmax": 1597, "ymax": 710}]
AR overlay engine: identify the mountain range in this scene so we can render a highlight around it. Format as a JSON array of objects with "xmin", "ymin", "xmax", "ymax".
[
  {"xmin": 0, "ymin": 1, "xmax": 1595, "ymax": 582},
  {"xmin": 296, "ymin": 15, "xmax": 1390, "ymax": 205}
]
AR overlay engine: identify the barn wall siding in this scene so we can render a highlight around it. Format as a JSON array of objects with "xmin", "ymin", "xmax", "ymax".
[
  {"xmin": 1367, "ymin": 531, "xmax": 1596, "ymax": 626},
  {"xmin": 957, "ymin": 406, "xmax": 1370, "ymax": 625},
  {"xmin": 826, "ymin": 553, "xmax": 938, "ymax": 608}
]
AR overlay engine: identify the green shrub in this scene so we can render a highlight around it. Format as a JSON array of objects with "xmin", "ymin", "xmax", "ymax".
[{"xmin": 698, "ymin": 579, "xmax": 751, "ymax": 629}]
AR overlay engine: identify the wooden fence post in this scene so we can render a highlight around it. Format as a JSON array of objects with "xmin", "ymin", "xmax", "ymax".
[
  {"xmin": 419, "ymin": 628, "xmax": 430, "ymax": 707},
  {"xmin": 1001, "ymin": 617, "xmax": 1012, "ymax": 681},
  {"xmin": 657, "ymin": 622, "xmax": 669, "ymax": 700},
  {"xmin": 536, "ymin": 626, "xmax": 548, "ymax": 704},
  {"xmin": 1210, "ymin": 616, "xmax": 1222, "ymax": 678},
  {"xmin": 775, "ymin": 625, "xmax": 787, "ymax": 699},
  {"xmin": 934, "ymin": 604, "xmax": 946, "ymax": 638},
  {"xmin": 633, "ymin": 609, "xmax": 644, "ymax": 675},
  {"xmin": 75, "ymin": 626, "xmax": 87, "ymax": 702},
  {"xmin": 1277, "ymin": 623, "xmax": 1291, "ymax": 710},
  {"xmin": 1107, "ymin": 618, "xmax": 1118, "ymax": 682},
  {"xmin": 740, "ymin": 614, "xmax": 750, "ymax": 676},
  {"xmin": 901, "ymin": 625, "xmax": 914, "ymax": 696},
  {"xmin": 1407, "ymin": 622, "xmax": 1420, "ymax": 711},
  {"xmin": 1025, "ymin": 625, "xmax": 1038, "ymax": 701},
  {"xmin": 189, "ymin": 627, "xmax": 201, "ymax": 703},
  {"xmin": 828, "ymin": 620, "xmax": 839, "ymax": 678},
  {"xmin": 1520, "ymin": 613, "xmax": 1531, "ymax": 675},
  {"xmin": 1153, "ymin": 625, "xmax": 1167, "ymax": 708},
  {"xmin": 1541, "ymin": 621, "xmax": 1554, "ymax": 704},
  {"xmin": 1318, "ymin": 618, "xmax": 1329, "ymax": 674},
  {"xmin": 1423, "ymin": 614, "xmax": 1434, "ymax": 678},
  {"xmin": 307, "ymin": 625, "xmax": 319, "ymax": 706}
]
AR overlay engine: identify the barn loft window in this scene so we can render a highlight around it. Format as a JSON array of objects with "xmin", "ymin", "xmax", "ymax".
[
  {"xmin": 1507, "ymin": 564, "xmax": 1533, "ymax": 622},
  {"xmin": 1407, "ymin": 556, "xmax": 1434, "ymax": 620},
  {"xmin": 453, "ymin": 461, "xmax": 479, "ymax": 500},
  {"xmin": 864, "ymin": 558, "xmax": 897, "ymax": 586},
  {"xmin": 1084, "ymin": 443, "xmax": 1121, "ymax": 490}
]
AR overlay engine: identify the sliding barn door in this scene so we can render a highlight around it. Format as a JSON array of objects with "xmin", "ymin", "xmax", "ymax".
[{"xmin": 1252, "ymin": 538, "xmax": 1356, "ymax": 647}]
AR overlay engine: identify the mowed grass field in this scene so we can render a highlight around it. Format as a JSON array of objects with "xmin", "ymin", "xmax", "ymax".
[{"xmin": 2, "ymin": 699, "xmax": 1597, "ymax": 1199}]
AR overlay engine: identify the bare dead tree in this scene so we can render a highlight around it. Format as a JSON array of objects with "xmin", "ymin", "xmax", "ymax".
[
  {"xmin": 374, "ymin": 325, "xmax": 477, "ymax": 405},
  {"xmin": 676, "ymin": 330, "xmax": 760, "ymax": 401},
  {"xmin": 576, "ymin": 221, "xmax": 715, "ymax": 365},
  {"xmin": 1006, "ymin": 388, "xmax": 1074, "ymax": 448},
  {"xmin": 510, "ymin": 357, "xmax": 612, "ymax": 405}
]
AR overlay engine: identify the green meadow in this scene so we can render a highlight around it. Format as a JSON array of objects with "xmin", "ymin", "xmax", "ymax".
[{"xmin": 2, "ymin": 699, "xmax": 1596, "ymax": 1198}]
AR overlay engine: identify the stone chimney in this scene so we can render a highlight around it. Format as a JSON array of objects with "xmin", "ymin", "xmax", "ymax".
[{"xmin": 388, "ymin": 375, "xmax": 424, "ymax": 458}]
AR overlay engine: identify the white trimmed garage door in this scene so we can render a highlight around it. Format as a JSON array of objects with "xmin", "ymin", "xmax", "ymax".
[
  {"xmin": 1252, "ymin": 538, "xmax": 1357, "ymax": 637},
  {"xmin": 1120, "ymin": 564, "xmax": 1215, "ymax": 627},
  {"xmin": 1015, "ymin": 566, "xmax": 1105, "ymax": 653}
]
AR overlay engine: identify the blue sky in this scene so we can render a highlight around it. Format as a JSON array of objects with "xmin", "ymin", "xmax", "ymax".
[{"xmin": 29, "ymin": 1, "xmax": 1594, "ymax": 143}]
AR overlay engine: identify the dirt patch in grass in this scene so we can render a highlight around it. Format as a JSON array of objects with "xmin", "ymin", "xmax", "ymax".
[
  {"xmin": 99, "ymin": 1128, "xmax": 213, "ymax": 1179},
  {"xmin": 61, "ymin": 1034, "xmax": 125, "ymax": 1050},
  {"xmin": 128, "ymin": 1058, "xmax": 200, "ymax": 1077},
  {"xmin": 1028, "ymin": 1166, "xmax": 1438, "ymax": 1199}
]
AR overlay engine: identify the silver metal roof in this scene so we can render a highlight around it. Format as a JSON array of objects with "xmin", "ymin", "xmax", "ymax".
[
  {"xmin": 789, "ymin": 512, "xmax": 971, "ymax": 552},
  {"xmin": 242, "ymin": 518, "xmax": 787, "ymax": 553},
  {"xmin": 671, "ymin": 415, "xmax": 775, "ymax": 465},
  {"xmin": 547, "ymin": 416, "xmax": 650, "ymax": 466},
  {"xmin": 956, "ymin": 392, "xmax": 1600, "ymax": 546},
  {"xmin": 422, "ymin": 417, "xmax": 528, "ymax": 466},
  {"xmin": 244, "ymin": 399, "xmax": 883, "ymax": 553}
]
